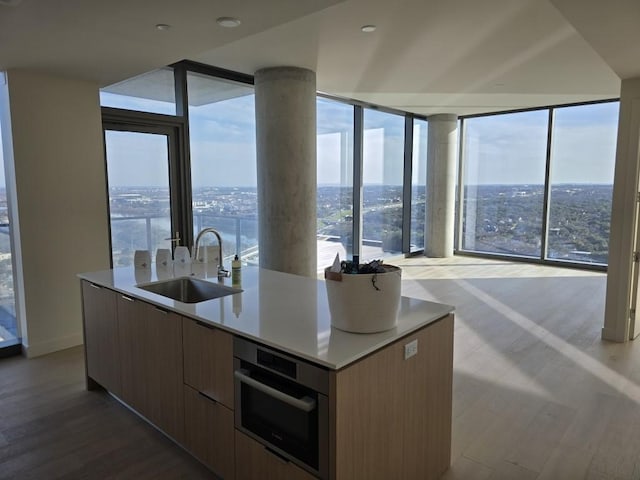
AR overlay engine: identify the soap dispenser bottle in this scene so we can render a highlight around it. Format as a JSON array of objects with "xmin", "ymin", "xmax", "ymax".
[{"xmin": 232, "ymin": 254, "xmax": 241, "ymax": 286}]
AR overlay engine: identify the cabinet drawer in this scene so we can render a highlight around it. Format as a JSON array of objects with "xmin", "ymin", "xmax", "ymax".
[
  {"xmin": 235, "ymin": 431, "xmax": 317, "ymax": 480},
  {"xmin": 184, "ymin": 385, "xmax": 234, "ymax": 480},
  {"xmin": 183, "ymin": 318, "xmax": 234, "ymax": 409}
]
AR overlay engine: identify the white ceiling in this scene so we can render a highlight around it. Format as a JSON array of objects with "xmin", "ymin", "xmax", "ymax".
[{"xmin": 0, "ymin": 0, "xmax": 630, "ymax": 115}]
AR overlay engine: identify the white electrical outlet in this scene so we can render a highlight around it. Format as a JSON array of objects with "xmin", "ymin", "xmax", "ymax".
[{"xmin": 404, "ymin": 339, "xmax": 418, "ymax": 359}]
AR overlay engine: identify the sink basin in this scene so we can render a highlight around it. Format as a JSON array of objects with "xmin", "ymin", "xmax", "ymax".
[{"xmin": 137, "ymin": 277, "xmax": 242, "ymax": 303}]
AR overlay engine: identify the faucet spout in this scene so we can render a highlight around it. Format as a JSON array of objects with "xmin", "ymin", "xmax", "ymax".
[{"xmin": 194, "ymin": 228, "xmax": 228, "ymax": 278}]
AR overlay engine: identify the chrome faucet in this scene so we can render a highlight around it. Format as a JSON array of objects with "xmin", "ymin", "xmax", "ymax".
[{"xmin": 194, "ymin": 228, "xmax": 229, "ymax": 278}]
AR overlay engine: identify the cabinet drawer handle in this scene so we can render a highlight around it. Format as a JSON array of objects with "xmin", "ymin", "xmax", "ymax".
[
  {"xmin": 234, "ymin": 369, "xmax": 316, "ymax": 412},
  {"xmin": 154, "ymin": 306, "xmax": 169, "ymax": 315},
  {"xmin": 264, "ymin": 446, "xmax": 290, "ymax": 464},
  {"xmin": 90, "ymin": 283, "xmax": 102, "ymax": 290},
  {"xmin": 121, "ymin": 295, "xmax": 135, "ymax": 302},
  {"xmin": 195, "ymin": 320, "xmax": 215, "ymax": 330},
  {"xmin": 197, "ymin": 390, "xmax": 218, "ymax": 404}
]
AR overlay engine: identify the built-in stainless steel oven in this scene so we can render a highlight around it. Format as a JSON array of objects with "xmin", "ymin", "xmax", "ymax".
[{"xmin": 233, "ymin": 337, "xmax": 329, "ymax": 479}]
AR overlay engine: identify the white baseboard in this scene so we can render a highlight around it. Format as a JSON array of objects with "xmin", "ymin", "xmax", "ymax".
[
  {"xmin": 601, "ymin": 326, "xmax": 627, "ymax": 343},
  {"xmin": 23, "ymin": 332, "xmax": 83, "ymax": 358}
]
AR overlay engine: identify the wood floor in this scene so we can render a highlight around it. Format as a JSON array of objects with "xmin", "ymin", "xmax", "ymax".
[
  {"xmin": 395, "ymin": 255, "xmax": 640, "ymax": 480},
  {"xmin": 0, "ymin": 347, "xmax": 214, "ymax": 479},
  {"xmin": 1, "ymin": 256, "xmax": 639, "ymax": 479}
]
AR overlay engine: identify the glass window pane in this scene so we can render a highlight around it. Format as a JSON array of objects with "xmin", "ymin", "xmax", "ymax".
[
  {"xmin": 362, "ymin": 109, "xmax": 405, "ymax": 259},
  {"xmin": 0, "ymin": 119, "xmax": 18, "ymax": 345},
  {"xmin": 105, "ymin": 130, "xmax": 172, "ymax": 266},
  {"xmin": 317, "ymin": 98, "xmax": 354, "ymax": 269},
  {"xmin": 547, "ymin": 102, "xmax": 619, "ymax": 264},
  {"xmin": 100, "ymin": 68, "xmax": 176, "ymax": 115},
  {"xmin": 187, "ymin": 72, "xmax": 257, "ymax": 265},
  {"xmin": 411, "ymin": 119, "xmax": 427, "ymax": 252},
  {"xmin": 462, "ymin": 110, "xmax": 548, "ymax": 257}
]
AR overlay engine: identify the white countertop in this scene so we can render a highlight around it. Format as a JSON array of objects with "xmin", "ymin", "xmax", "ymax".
[{"xmin": 78, "ymin": 264, "xmax": 454, "ymax": 370}]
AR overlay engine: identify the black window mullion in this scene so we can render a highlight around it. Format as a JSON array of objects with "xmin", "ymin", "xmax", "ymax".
[
  {"xmin": 541, "ymin": 108, "xmax": 554, "ymax": 261},
  {"xmin": 352, "ymin": 106, "xmax": 364, "ymax": 263},
  {"xmin": 172, "ymin": 64, "xmax": 193, "ymax": 250}
]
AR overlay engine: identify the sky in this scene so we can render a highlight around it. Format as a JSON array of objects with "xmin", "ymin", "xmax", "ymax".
[
  {"xmin": 1, "ymin": 91, "xmax": 619, "ymax": 190},
  {"xmin": 464, "ymin": 101, "xmax": 619, "ymax": 185}
]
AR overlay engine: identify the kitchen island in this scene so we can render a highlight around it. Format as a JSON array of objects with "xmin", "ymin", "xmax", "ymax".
[{"xmin": 79, "ymin": 265, "xmax": 454, "ymax": 479}]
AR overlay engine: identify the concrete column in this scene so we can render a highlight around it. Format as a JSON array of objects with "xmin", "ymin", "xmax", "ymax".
[
  {"xmin": 255, "ymin": 67, "xmax": 317, "ymax": 277},
  {"xmin": 603, "ymin": 78, "xmax": 640, "ymax": 342},
  {"xmin": 425, "ymin": 114, "xmax": 458, "ymax": 257}
]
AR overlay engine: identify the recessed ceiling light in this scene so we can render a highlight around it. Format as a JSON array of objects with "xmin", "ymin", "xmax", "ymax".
[
  {"xmin": 216, "ymin": 16, "xmax": 241, "ymax": 28},
  {"xmin": 155, "ymin": 24, "xmax": 171, "ymax": 31},
  {"xmin": 361, "ymin": 25, "xmax": 376, "ymax": 33}
]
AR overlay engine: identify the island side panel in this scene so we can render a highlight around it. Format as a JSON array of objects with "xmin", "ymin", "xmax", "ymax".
[{"xmin": 330, "ymin": 313, "xmax": 454, "ymax": 480}]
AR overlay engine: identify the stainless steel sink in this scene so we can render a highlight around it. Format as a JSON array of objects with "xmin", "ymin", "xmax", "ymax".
[{"xmin": 137, "ymin": 277, "xmax": 242, "ymax": 303}]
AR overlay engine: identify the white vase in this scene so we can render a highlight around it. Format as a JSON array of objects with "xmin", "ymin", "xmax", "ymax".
[{"xmin": 324, "ymin": 265, "xmax": 402, "ymax": 333}]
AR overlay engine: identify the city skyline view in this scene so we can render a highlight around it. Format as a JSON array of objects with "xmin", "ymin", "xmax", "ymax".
[{"xmin": 104, "ymin": 180, "xmax": 612, "ymax": 266}]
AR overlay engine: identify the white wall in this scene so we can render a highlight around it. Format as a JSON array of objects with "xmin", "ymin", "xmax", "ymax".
[
  {"xmin": 603, "ymin": 78, "xmax": 640, "ymax": 342},
  {"xmin": 2, "ymin": 70, "xmax": 110, "ymax": 357}
]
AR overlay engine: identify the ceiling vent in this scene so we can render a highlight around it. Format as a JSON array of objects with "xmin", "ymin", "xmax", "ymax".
[{"xmin": 0, "ymin": 0, "xmax": 23, "ymax": 6}]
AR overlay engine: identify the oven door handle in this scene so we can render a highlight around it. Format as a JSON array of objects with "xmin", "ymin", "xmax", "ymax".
[{"xmin": 234, "ymin": 369, "xmax": 317, "ymax": 413}]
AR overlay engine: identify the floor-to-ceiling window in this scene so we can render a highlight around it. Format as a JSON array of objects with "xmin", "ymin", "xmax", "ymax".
[
  {"xmin": 317, "ymin": 97, "xmax": 354, "ymax": 266},
  {"xmin": 316, "ymin": 100, "xmax": 427, "ymax": 269},
  {"xmin": 102, "ymin": 63, "xmax": 432, "ymax": 274},
  {"xmin": 362, "ymin": 109, "xmax": 405, "ymax": 257},
  {"xmin": 187, "ymin": 72, "xmax": 258, "ymax": 265},
  {"xmin": 100, "ymin": 67, "xmax": 185, "ymax": 267},
  {"xmin": 459, "ymin": 100, "xmax": 618, "ymax": 267},
  {"xmin": 104, "ymin": 128, "xmax": 176, "ymax": 267},
  {"xmin": 0, "ymin": 110, "xmax": 18, "ymax": 349},
  {"xmin": 546, "ymin": 102, "xmax": 619, "ymax": 264},
  {"xmin": 101, "ymin": 63, "xmax": 618, "ymax": 274},
  {"xmin": 461, "ymin": 110, "xmax": 548, "ymax": 257},
  {"xmin": 410, "ymin": 119, "xmax": 428, "ymax": 252}
]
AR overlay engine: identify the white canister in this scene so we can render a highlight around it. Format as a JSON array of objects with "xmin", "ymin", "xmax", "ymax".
[
  {"xmin": 133, "ymin": 250, "xmax": 151, "ymax": 269},
  {"xmin": 173, "ymin": 246, "xmax": 191, "ymax": 265},
  {"xmin": 155, "ymin": 248, "xmax": 172, "ymax": 268}
]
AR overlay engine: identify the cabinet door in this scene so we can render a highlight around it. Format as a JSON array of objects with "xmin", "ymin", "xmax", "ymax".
[
  {"xmin": 235, "ymin": 431, "xmax": 317, "ymax": 480},
  {"xmin": 184, "ymin": 385, "xmax": 234, "ymax": 479},
  {"xmin": 118, "ymin": 296, "xmax": 185, "ymax": 443},
  {"xmin": 333, "ymin": 314, "xmax": 454, "ymax": 480},
  {"xmin": 82, "ymin": 281, "xmax": 120, "ymax": 395},
  {"xmin": 183, "ymin": 318, "xmax": 233, "ymax": 409}
]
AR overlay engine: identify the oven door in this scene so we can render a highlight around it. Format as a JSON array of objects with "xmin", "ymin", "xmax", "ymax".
[{"xmin": 234, "ymin": 361, "xmax": 327, "ymax": 478}]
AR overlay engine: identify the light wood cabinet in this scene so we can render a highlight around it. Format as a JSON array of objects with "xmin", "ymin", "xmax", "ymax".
[
  {"xmin": 183, "ymin": 385, "xmax": 234, "ymax": 479},
  {"xmin": 235, "ymin": 431, "xmax": 317, "ymax": 480},
  {"xmin": 82, "ymin": 280, "xmax": 453, "ymax": 480},
  {"xmin": 183, "ymin": 317, "xmax": 234, "ymax": 409},
  {"xmin": 331, "ymin": 313, "xmax": 454, "ymax": 480},
  {"xmin": 118, "ymin": 294, "xmax": 185, "ymax": 443},
  {"xmin": 81, "ymin": 281, "xmax": 120, "ymax": 395}
]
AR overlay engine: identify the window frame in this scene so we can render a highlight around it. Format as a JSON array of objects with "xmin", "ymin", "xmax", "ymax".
[
  {"xmin": 101, "ymin": 62, "xmax": 256, "ymax": 261},
  {"xmin": 102, "ymin": 109, "xmax": 189, "ymax": 265},
  {"xmin": 101, "ymin": 61, "xmax": 617, "ymax": 273},
  {"xmin": 456, "ymin": 98, "xmax": 619, "ymax": 271}
]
